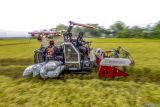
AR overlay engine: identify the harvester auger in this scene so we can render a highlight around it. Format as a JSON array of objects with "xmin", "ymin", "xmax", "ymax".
[{"xmin": 23, "ymin": 21, "xmax": 134, "ymax": 79}]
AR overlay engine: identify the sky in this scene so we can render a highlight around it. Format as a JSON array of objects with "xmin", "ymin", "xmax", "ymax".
[{"xmin": 0, "ymin": 0, "xmax": 160, "ymax": 31}]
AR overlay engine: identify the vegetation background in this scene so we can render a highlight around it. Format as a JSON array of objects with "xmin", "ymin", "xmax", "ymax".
[
  {"xmin": 54, "ymin": 21, "xmax": 160, "ymax": 38},
  {"xmin": 0, "ymin": 38, "xmax": 160, "ymax": 107}
]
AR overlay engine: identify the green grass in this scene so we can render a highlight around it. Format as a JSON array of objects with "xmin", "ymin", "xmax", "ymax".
[{"xmin": 0, "ymin": 38, "xmax": 160, "ymax": 107}]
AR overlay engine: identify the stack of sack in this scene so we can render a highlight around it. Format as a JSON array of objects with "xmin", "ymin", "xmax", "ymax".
[{"xmin": 23, "ymin": 61, "xmax": 65, "ymax": 79}]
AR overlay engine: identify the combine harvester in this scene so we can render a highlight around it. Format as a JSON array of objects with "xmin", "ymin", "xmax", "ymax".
[{"xmin": 23, "ymin": 21, "xmax": 134, "ymax": 79}]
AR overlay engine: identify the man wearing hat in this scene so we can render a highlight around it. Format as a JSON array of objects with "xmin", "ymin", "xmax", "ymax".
[
  {"xmin": 45, "ymin": 40, "xmax": 58, "ymax": 62},
  {"xmin": 76, "ymin": 32, "xmax": 88, "ymax": 60}
]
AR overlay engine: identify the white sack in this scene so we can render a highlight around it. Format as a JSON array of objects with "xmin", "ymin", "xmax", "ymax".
[
  {"xmin": 32, "ymin": 63, "xmax": 45, "ymax": 77},
  {"xmin": 40, "ymin": 67, "xmax": 48, "ymax": 79},
  {"xmin": 44, "ymin": 61, "xmax": 62, "ymax": 71},
  {"xmin": 47, "ymin": 66, "xmax": 65, "ymax": 78},
  {"xmin": 23, "ymin": 65, "xmax": 35, "ymax": 77}
]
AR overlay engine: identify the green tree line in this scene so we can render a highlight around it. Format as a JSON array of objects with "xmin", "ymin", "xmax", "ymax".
[{"xmin": 55, "ymin": 21, "xmax": 160, "ymax": 38}]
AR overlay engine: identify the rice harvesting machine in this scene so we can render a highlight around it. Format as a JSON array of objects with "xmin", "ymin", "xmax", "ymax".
[{"xmin": 23, "ymin": 21, "xmax": 134, "ymax": 79}]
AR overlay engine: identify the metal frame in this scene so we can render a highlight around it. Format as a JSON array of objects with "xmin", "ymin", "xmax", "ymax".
[{"xmin": 63, "ymin": 42, "xmax": 81, "ymax": 69}]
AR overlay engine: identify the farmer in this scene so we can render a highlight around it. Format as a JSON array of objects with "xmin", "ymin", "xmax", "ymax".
[
  {"xmin": 76, "ymin": 32, "xmax": 88, "ymax": 59},
  {"xmin": 45, "ymin": 40, "xmax": 57, "ymax": 62},
  {"xmin": 44, "ymin": 40, "xmax": 64, "ymax": 62}
]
